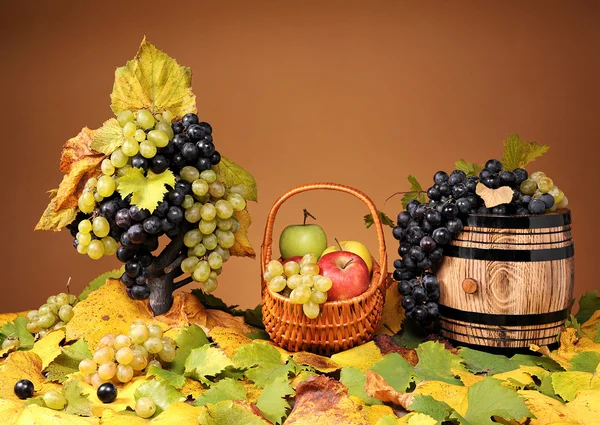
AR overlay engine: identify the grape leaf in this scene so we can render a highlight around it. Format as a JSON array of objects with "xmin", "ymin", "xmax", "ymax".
[
  {"xmin": 193, "ymin": 378, "xmax": 247, "ymax": 406},
  {"xmin": 30, "ymin": 329, "xmax": 65, "ymax": 369},
  {"xmin": 364, "ymin": 211, "xmax": 395, "ymax": 229},
  {"xmin": 568, "ymin": 352, "xmax": 600, "ymax": 372},
  {"xmin": 394, "ymin": 320, "xmax": 429, "ymax": 349},
  {"xmin": 476, "ymin": 183, "xmax": 514, "ymax": 208},
  {"xmin": 90, "ymin": 118, "xmax": 125, "ymax": 155},
  {"xmin": 232, "ymin": 342, "xmax": 293, "ymax": 388},
  {"xmin": 339, "ymin": 366, "xmax": 383, "ymax": 405},
  {"xmin": 256, "ymin": 376, "xmax": 295, "ymax": 425},
  {"xmin": 116, "ymin": 167, "xmax": 176, "ymax": 213},
  {"xmin": 375, "ymin": 415, "xmax": 398, "ymax": 425},
  {"xmin": 243, "ymin": 304, "xmax": 264, "ymax": 329},
  {"xmin": 458, "ymin": 347, "xmax": 517, "ymax": 375},
  {"xmin": 414, "ymin": 341, "xmax": 464, "ymax": 385},
  {"xmin": 509, "ymin": 354, "xmax": 563, "ymax": 372},
  {"xmin": 330, "ymin": 341, "xmax": 384, "ymax": 372},
  {"xmin": 169, "ymin": 324, "xmax": 209, "ymax": 374},
  {"xmin": 110, "ymin": 38, "xmax": 196, "ymax": 117},
  {"xmin": 134, "ymin": 379, "xmax": 186, "ymax": 416},
  {"xmin": 63, "ymin": 379, "xmax": 93, "ymax": 417},
  {"xmin": 575, "ymin": 290, "xmax": 600, "ymax": 323},
  {"xmin": 0, "ymin": 351, "xmax": 61, "ymax": 401},
  {"xmin": 454, "ymin": 159, "xmax": 483, "ymax": 177},
  {"xmin": 409, "ymin": 395, "xmax": 453, "ymax": 423},
  {"xmin": 34, "ymin": 189, "xmax": 78, "ymax": 231},
  {"xmin": 230, "ymin": 209, "xmax": 256, "ymax": 258},
  {"xmin": 79, "ymin": 267, "xmax": 124, "ymax": 300},
  {"xmin": 401, "ymin": 175, "xmax": 427, "ymax": 209},
  {"xmin": 0, "ymin": 316, "xmax": 34, "ymax": 350},
  {"xmin": 370, "ymin": 353, "xmax": 415, "ymax": 393},
  {"xmin": 184, "ymin": 344, "xmax": 234, "ymax": 384},
  {"xmin": 45, "ymin": 339, "xmax": 92, "ymax": 383},
  {"xmin": 147, "ymin": 365, "xmax": 186, "ymax": 389},
  {"xmin": 501, "ymin": 133, "xmax": 550, "ymax": 171},
  {"xmin": 198, "ymin": 400, "xmax": 271, "ymax": 425},
  {"xmin": 552, "ymin": 369, "xmax": 600, "ymax": 401},
  {"xmin": 214, "ymin": 156, "xmax": 258, "ymax": 201},
  {"xmin": 456, "ymin": 377, "xmax": 532, "ymax": 425}
]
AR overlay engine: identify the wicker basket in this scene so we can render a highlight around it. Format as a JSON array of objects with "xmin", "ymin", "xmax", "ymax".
[{"xmin": 261, "ymin": 182, "xmax": 389, "ymax": 355}]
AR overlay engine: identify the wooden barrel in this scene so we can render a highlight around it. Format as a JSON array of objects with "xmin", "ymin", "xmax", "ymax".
[{"xmin": 435, "ymin": 209, "xmax": 574, "ymax": 351}]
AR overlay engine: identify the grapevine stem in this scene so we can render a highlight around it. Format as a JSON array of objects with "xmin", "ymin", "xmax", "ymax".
[
  {"xmin": 173, "ymin": 276, "xmax": 194, "ymax": 290},
  {"xmin": 384, "ymin": 190, "xmax": 426, "ymax": 204},
  {"xmin": 164, "ymin": 254, "xmax": 186, "ymax": 274}
]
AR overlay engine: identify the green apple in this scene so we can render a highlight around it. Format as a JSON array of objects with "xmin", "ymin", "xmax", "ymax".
[
  {"xmin": 279, "ymin": 210, "xmax": 328, "ymax": 260},
  {"xmin": 320, "ymin": 240, "xmax": 373, "ymax": 272}
]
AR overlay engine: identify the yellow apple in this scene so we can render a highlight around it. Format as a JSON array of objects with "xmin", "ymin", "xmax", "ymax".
[{"xmin": 320, "ymin": 240, "xmax": 373, "ymax": 272}]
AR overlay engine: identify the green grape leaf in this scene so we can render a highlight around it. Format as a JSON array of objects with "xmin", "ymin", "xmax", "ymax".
[
  {"xmin": 24, "ymin": 396, "xmax": 46, "ymax": 407},
  {"xmin": 370, "ymin": 353, "xmax": 415, "ymax": 393},
  {"xmin": 568, "ymin": 352, "xmax": 600, "ymax": 372},
  {"xmin": 90, "ymin": 118, "xmax": 125, "ymax": 155},
  {"xmin": 394, "ymin": 320, "xmax": 429, "ymax": 349},
  {"xmin": 575, "ymin": 290, "xmax": 600, "ymax": 323},
  {"xmin": 0, "ymin": 316, "xmax": 34, "ymax": 351},
  {"xmin": 34, "ymin": 189, "xmax": 78, "ymax": 231},
  {"xmin": 364, "ymin": 211, "xmax": 395, "ymax": 229},
  {"xmin": 168, "ymin": 324, "xmax": 209, "ymax": 375},
  {"xmin": 232, "ymin": 342, "xmax": 293, "ymax": 388},
  {"xmin": 134, "ymin": 379, "xmax": 186, "ymax": 416},
  {"xmin": 192, "ymin": 290, "xmax": 243, "ymax": 315},
  {"xmin": 79, "ymin": 268, "xmax": 124, "ymax": 300},
  {"xmin": 551, "ymin": 371, "xmax": 600, "ymax": 401},
  {"xmin": 116, "ymin": 167, "xmax": 175, "ymax": 213},
  {"xmin": 458, "ymin": 347, "xmax": 517, "ymax": 375},
  {"xmin": 146, "ymin": 365, "xmax": 186, "ymax": 389},
  {"xmin": 509, "ymin": 354, "xmax": 563, "ymax": 372},
  {"xmin": 414, "ymin": 341, "xmax": 464, "ymax": 385},
  {"xmin": 256, "ymin": 376, "xmax": 295, "ymax": 425},
  {"xmin": 214, "ymin": 156, "xmax": 258, "ymax": 202},
  {"xmin": 454, "ymin": 159, "xmax": 483, "ymax": 177},
  {"xmin": 198, "ymin": 400, "xmax": 271, "ymax": 425},
  {"xmin": 184, "ymin": 344, "xmax": 233, "ymax": 384},
  {"xmin": 193, "ymin": 378, "xmax": 247, "ymax": 407},
  {"xmin": 537, "ymin": 374, "xmax": 560, "ymax": 400},
  {"xmin": 501, "ymin": 133, "xmax": 550, "ymax": 171},
  {"xmin": 401, "ymin": 175, "xmax": 427, "ymax": 210},
  {"xmin": 409, "ymin": 395, "xmax": 453, "ymax": 423},
  {"xmin": 45, "ymin": 339, "xmax": 92, "ymax": 383},
  {"xmin": 339, "ymin": 366, "xmax": 382, "ymax": 405},
  {"xmin": 111, "ymin": 38, "xmax": 196, "ymax": 117},
  {"xmin": 62, "ymin": 379, "xmax": 93, "ymax": 417},
  {"xmin": 459, "ymin": 377, "xmax": 532, "ymax": 425},
  {"xmin": 244, "ymin": 304, "xmax": 264, "ymax": 329},
  {"xmin": 375, "ymin": 415, "xmax": 399, "ymax": 425}
]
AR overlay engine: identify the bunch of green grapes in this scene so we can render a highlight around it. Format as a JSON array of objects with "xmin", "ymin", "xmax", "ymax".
[
  {"xmin": 79, "ymin": 321, "xmax": 176, "ymax": 389},
  {"xmin": 26, "ymin": 292, "xmax": 78, "ymax": 336},
  {"xmin": 520, "ymin": 171, "xmax": 569, "ymax": 211},
  {"xmin": 264, "ymin": 254, "xmax": 332, "ymax": 319}
]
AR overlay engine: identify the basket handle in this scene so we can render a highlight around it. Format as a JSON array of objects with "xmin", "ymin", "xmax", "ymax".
[{"xmin": 261, "ymin": 182, "xmax": 388, "ymax": 290}]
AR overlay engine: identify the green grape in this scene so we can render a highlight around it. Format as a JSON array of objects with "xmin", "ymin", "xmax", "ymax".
[
  {"xmin": 97, "ymin": 175, "xmax": 116, "ymax": 197},
  {"xmin": 55, "ymin": 292, "xmax": 70, "ymax": 306},
  {"xmin": 155, "ymin": 121, "xmax": 174, "ymax": 139},
  {"xmin": 202, "ymin": 277, "xmax": 218, "ymax": 293},
  {"xmin": 162, "ymin": 110, "xmax": 174, "ymax": 122},
  {"xmin": 147, "ymin": 130, "xmax": 169, "ymax": 148},
  {"xmin": 2, "ymin": 337, "xmax": 20, "ymax": 350},
  {"xmin": 137, "ymin": 110, "xmax": 155, "ymax": 130},
  {"xmin": 182, "ymin": 195, "xmax": 194, "ymax": 209},
  {"xmin": 78, "ymin": 219, "xmax": 92, "ymax": 234},
  {"xmin": 154, "ymin": 113, "xmax": 163, "ymax": 121},
  {"xmin": 52, "ymin": 321, "xmax": 65, "ymax": 330},
  {"xmin": 530, "ymin": 171, "xmax": 546, "ymax": 182},
  {"xmin": 77, "ymin": 232, "xmax": 92, "ymax": 246},
  {"xmin": 214, "ymin": 246, "xmax": 230, "ymax": 262},
  {"xmin": 313, "ymin": 276, "xmax": 333, "ymax": 292},
  {"xmin": 102, "ymin": 236, "xmax": 118, "ymax": 256},
  {"xmin": 181, "ymin": 256, "xmax": 200, "ymax": 274},
  {"xmin": 129, "ymin": 324, "xmax": 150, "ymax": 344},
  {"xmin": 193, "ymin": 243, "xmax": 207, "ymax": 257},
  {"xmin": 538, "ymin": 177, "xmax": 554, "ymax": 193},
  {"xmin": 110, "ymin": 149, "xmax": 129, "ymax": 168},
  {"xmin": 98, "ymin": 334, "xmax": 116, "ymax": 347},
  {"xmin": 161, "ymin": 336, "xmax": 175, "ymax": 348},
  {"xmin": 38, "ymin": 314, "xmax": 55, "ymax": 329},
  {"xmin": 287, "ymin": 275, "xmax": 302, "ymax": 289},
  {"xmin": 90, "ymin": 373, "xmax": 107, "ymax": 389},
  {"xmin": 231, "ymin": 217, "xmax": 241, "ymax": 233},
  {"xmin": 301, "ymin": 275, "xmax": 315, "ymax": 287},
  {"xmin": 27, "ymin": 310, "xmax": 39, "ymax": 320},
  {"xmin": 115, "ymin": 347, "xmax": 134, "ymax": 365},
  {"xmin": 98, "ymin": 362, "xmax": 117, "ymax": 380},
  {"xmin": 303, "ymin": 301, "xmax": 320, "ymax": 319},
  {"xmin": 88, "ymin": 240, "xmax": 105, "ymax": 260},
  {"xmin": 114, "ymin": 334, "xmax": 131, "ymax": 350},
  {"xmin": 43, "ymin": 390, "xmax": 67, "ymax": 410},
  {"xmin": 269, "ymin": 276, "xmax": 287, "ymax": 292},
  {"xmin": 144, "ymin": 337, "xmax": 163, "ymax": 354},
  {"xmin": 549, "ymin": 187, "xmax": 565, "ymax": 205},
  {"xmin": 158, "ymin": 345, "xmax": 176, "ymax": 363},
  {"xmin": 134, "ymin": 129, "xmax": 146, "ymax": 142},
  {"xmin": 193, "ymin": 261, "xmax": 211, "ymax": 282},
  {"xmin": 117, "ymin": 110, "xmax": 135, "ymax": 127},
  {"xmin": 185, "ymin": 203, "xmax": 202, "ymax": 223},
  {"xmin": 195, "ymin": 193, "xmax": 210, "ymax": 203},
  {"xmin": 123, "ymin": 121, "xmax": 137, "ymax": 137},
  {"xmin": 92, "ymin": 216, "xmax": 110, "ymax": 238},
  {"xmin": 181, "ymin": 166, "xmax": 200, "ymax": 182},
  {"xmin": 215, "ymin": 200, "xmax": 234, "ymax": 219},
  {"xmin": 200, "ymin": 169, "xmax": 217, "ymax": 183},
  {"xmin": 216, "ymin": 217, "xmax": 233, "ymax": 231},
  {"xmin": 208, "ymin": 181, "xmax": 226, "ymax": 198},
  {"xmin": 200, "ymin": 203, "xmax": 216, "ymax": 221},
  {"xmin": 192, "ymin": 179, "xmax": 209, "ymax": 196},
  {"xmin": 116, "ymin": 364, "xmax": 134, "ymax": 383},
  {"xmin": 139, "ymin": 141, "xmax": 157, "ymax": 158},
  {"xmin": 557, "ymin": 195, "xmax": 569, "ymax": 209},
  {"xmin": 38, "ymin": 304, "xmax": 51, "ymax": 315},
  {"xmin": 101, "ymin": 158, "xmax": 115, "ymax": 175},
  {"xmin": 520, "ymin": 179, "xmax": 537, "ymax": 195},
  {"xmin": 81, "ymin": 191, "xmax": 95, "ymax": 206},
  {"xmin": 148, "ymin": 324, "xmax": 162, "ymax": 338},
  {"xmin": 79, "ymin": 358, "xmax": 97, "ymax": 375},
  {"xmin": 58, "ymin": 305, "xmax": 74, "ymax": 322},
  {"xmin": 216, "ymin": 230, "xmax": 235, "ymax": 249},
  {"xmin": 311, "ymin": 290, "xmax": 327, "ymax": 304},
  {"xmin": 117, "ymin": 164, "xmax": 133, "ymax": 177},
  {"xmin": 183, "ymin": 229, "xmax": 202, "ymax": 247},
  {"xmin": 300, "ymin": 264, "xmax": 320, "ymax": 276},
  {"xmin": 263, "ymin": 271, "xmax": 274, "ymax": 282},
  {"xmin": 199, "ymin": 234, "xmax": 215, "ymax": 251},
  {"xmin": 26, "ymin": 321, "xmax": 41, "ymax": 334},
  {"xmin": 229, "ymin": 184, "xmax": 251, "ymax": 199},
  {"xmin": 267, "ymin": 260, "xmax": 284, "ymax": 277},
  {"xmin": 290, "ymin": 286, "xmax": 312, "ymax": 304},
  {"xmin": 122, "ymin": 136, "xmax": 140, "ymax": 156},
  {"xmin": 69, "ymin": 294, "xmax": 78, "ymax": 305},
  {"xmin": 130, "ymin": 354, "xmax": 148, "ymax": 371},
  {"xmin": 76, "ymin": 243, "xmax": 88, "ymax": 254},
  {"xmin": 284, "ymin": 261, "xmax": 300, "ymax": 277},
  {"xmin": 78, "ymin": 197, "xmax": 93, "ymax": 214},
  {"xmin": 94, "ymin": 192, "xmax": 104, "ymax": 203},
  {"xmin": 85, "ymin": 177, "xmax": 98, "ymax": 189},
  {"xmin": 227, "ymin": 193, "xmax": 247, "ymax": 212},
  {"xmin": 135, "ymin": 397, "xmax": 157, "ymax": 419},
  {"xmin": 199, "ymin": 219, "xmax": 217, "ymax": 235},
  {"xmin": 94, "ymin": 345, "xmax": 115, "ymax": 364},
  {"xmin": 208, "ymin": 252, "xmax": 223, "ymax": 270},
  {"xmin": 300, "ymin": 254, "xmax": 318, "ymax": 266}
]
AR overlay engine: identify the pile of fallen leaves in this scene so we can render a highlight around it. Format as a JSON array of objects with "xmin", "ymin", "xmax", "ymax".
[{"xmin": 0, "ymin": 273, "xmax": 598, "ymax": 424}]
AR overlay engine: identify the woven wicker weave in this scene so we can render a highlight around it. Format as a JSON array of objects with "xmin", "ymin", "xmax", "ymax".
[{"xmin": 261, "ymin": 182, "xmax": 388, "ymax": 355}]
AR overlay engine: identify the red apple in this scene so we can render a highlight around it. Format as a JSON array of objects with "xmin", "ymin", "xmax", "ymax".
[
  {"xmin": 317, "ymin": 251, "xmax": 370, "ymax": 301},
  {"xmin": 281, "ymin": 256, "xmax": 302, "ymax": 265}
]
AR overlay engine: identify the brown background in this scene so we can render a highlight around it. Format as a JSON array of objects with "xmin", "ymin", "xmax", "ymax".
[{"xmin": 0, "ymin": 1, "xmax": 598, "ymax": 313}]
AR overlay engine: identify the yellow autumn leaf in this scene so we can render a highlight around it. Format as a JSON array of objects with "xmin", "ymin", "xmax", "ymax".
[
  {"xmin": 208, "ymin": 326, "xmax": 253, "ymax": 358},
  {"xmin": 101, "ymin": 409, "xmax": 148, "ymax": 425},
  {"xmin": 565, "ymin": 390, "xmax": 600, "ymax": 424},
  {"xmin": 0, "ymin": 399, "xmax": 25, "ymax": 424},
  {"xmin": 552, "ymin": 366, "xmax": 600, "ymax": 402},
  {"xmin": 376, "ymin": 277, "xmax": 405, "ymax": 335},
  {"xmin": 205, "ymin": 309, "xmax": 253, "ymax": 335},
  {"xmin": 80, "ymin": 375, "xmax": 146, "ymax": 416},
  {"xmin": 493, "ymin": 366, "xmax": 550, "ymax": 389},
  {"xmin": 330, "ymin": 341, "xmax": 384, "ymax": 372},
  {"xmin": 0, "ymin": 312, "xmax": 27, "ymax": 328},
  {"xmin": 532, "ymin": 327, "xmax": 600, "ymax": 369},
  {"xmin": 364, "ymin": 370, "xmax": 413, "ymax": 407},
  {"xmin": 90, "ymin": 118, "xmax": 125, "ymax": 155},
  {"xmin": 230, "ymin": 209, "xmax": 256, "ymax": 258},
  {"xmin": 399, "ymin": 412, "xmax": 438, "ymax": 425},
  {"xmin": 476, "ymin": 183, "xmax": 514, "ymax": 208},
  {"xmin": 116, "ymin": 168, "xmax": 176, "ymax": 213},
  {"xmin": 360, "ymin": 403, "xmax": 396, "ymax": 425},
  {"xmin": 413, "ymin": 381, "xmax": 469, "ymax": 414},
  {"xmin": 581, "ymin": 310, "xmax": 600, "ymax": 341},
  {"xmin": 154, "ymin": 292, "xmax": 207, "ymax": 329},
  {"xmin": 0, "ymin": 351, "xmax": 61, "ymax": 401},
  {"xmin": 519, "ymin": 389, "xmax": 600, "ymax": 425},
  {"xmin": 31, "ymin": 328, "xmax": 65, "ymax": 369},
  {"xmin": 181, "ymin": 377, "xmax": 205, "ymax": 399},
  {"xmin": 292, "ymin": 351, "xmax": 341, "ymax": 373},
  {"xmin": 35, "ymin": 189, "xmax": 78, "ymax": 231},
  {"xmin": 15, "ymin": 404, "xmax": 100, "ymax": 425},
  {"xmin": 214, "ymin": 156, "xmax": 258, "ymax": 202},
  {"xmin": 150, "ymin": 402, "xmax": 204, "ymax": 424},
  {"xmin": 452, "ymin": 367, "xmax": 484, "ymax": 387},
  {"xmin": 110, "ymin": 38, "xmax": 196, "ymax": 117}
]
